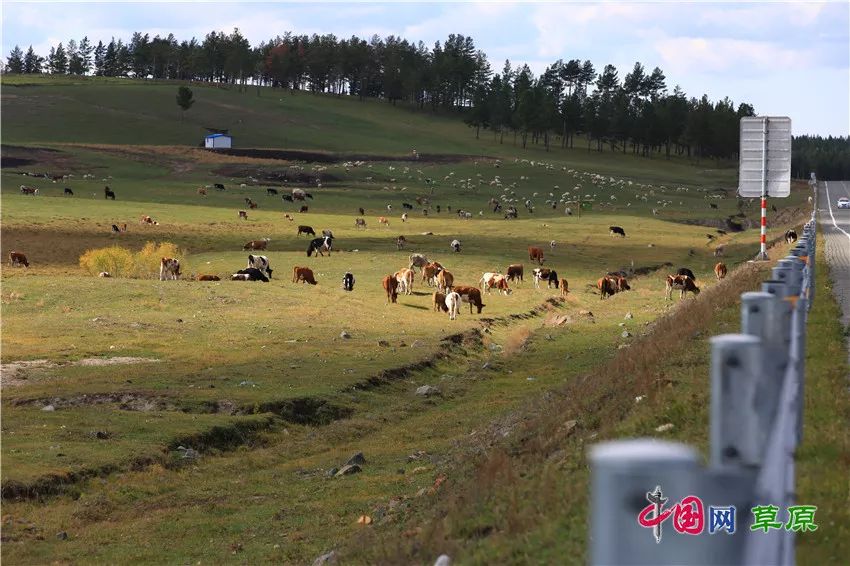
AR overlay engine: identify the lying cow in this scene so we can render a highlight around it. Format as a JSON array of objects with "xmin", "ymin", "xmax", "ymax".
[
  {"xmin": 247, "ymin": 255, "xmax": 273, "ymax": 279},
  {"xmin": 506, "ymin": 264, "xmax": 524, "ymax": 283},
  {"xmin": 159, "ymin": 257, "xmax": 181, "ymax": 281},
  {"xmin": 532, "ymin": 268, "xmax": 559, "ymax": 289},
  {"xmin": 232, "ymin": 268, "xmax": 269, "ymax": 282},
  {"xmin": 243, "ymin": 238, "xmax": 270, "ymax": 251},
  {"xmin": 785, "ymin": 229, "xmax": 798, "ymax": 244},
  {"xmin": 197, "ymin": 274, "xmax": 221, "ymax": 281},
  {"xmin": 452, "ymin": 286, "xmax": 486, "ymax": 314},
  {"xmin": 9, "ymin": 251, "xmax": 29, "ymax": 268},
  {"xmin": 714, "ymin": 262, "xmax": 728, "ymax": 280},
  {"xmin": 383, "ymin": 274, "xmax": 399, "ymax": 303},
  {"xmin": 528, "ymin": 246, "xmax": 545, "ymax": 265},
  {"xmin": 342, "ymin": 272, "xmax": 355, "ymax": 292},
  {"xmin": 292, "ymin": 266, "xmax": 318, "ymax": 285},
  {"xmin": 238, "ymin": 210, "xmax": 248, "ymax": 220},
  {"xmin": 666, "ymin": 274, "xmax": 700, "ymax": 300}
]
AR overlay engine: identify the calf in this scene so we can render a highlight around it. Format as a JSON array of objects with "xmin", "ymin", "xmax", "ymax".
[
  {"xmin": 243, "ymin": 239, "xmax": 270, "ymax": 251},
  {"xmin": 306, "ymin": 236, "xmax": 333, "ymax": 257},
  {"xmin": 506, "ymin": 264, "xmax": 524, "ymax": 283},
  {"xmin": 785, "ymin": 229, "xmax": 798, "ymax": 244},
  {"xmin": 609, "ymin": 226, "xmax": 626, "ymax": 237},
  {"xmin": 450, "ymin": 239, "xmax": 461, "ymax": 253},
  {"xmin": 714, "ymin": 262, "xmax": 728, "ymax": 280},
  {"xmin": 342, "ymin": 271, "xmax": 355, "ymax": 291},
  {"xmin": 395, "ymin": 268, "xmax": 415, "ymax": 295},
  {"xmin": 432, "ymin": 291, "xmax": 449, "ymax": 312},
  {"xmin": 197, "ymin": 274, "xmax": 221, "ymax": 281},
  {"xmin": 292, "ymin": 266, "xmax": 318, "ymax": 285},
  {"xmin": 247, "ymin": 255, "xmax": 273, "ymax": 279},
  {"xmin": 383, "ymin": 274, "xmax": 399, "ymax": 303},
  {"xmin": 528, "ymin": 246, "xmax": 545, "ymax": 265},
  {"xmin": 232, "ymin": 268, "xmax": 269, "ymax": 282},
  {"xmin": 453, "ymin": 286, "xmax": 486, "ymax": 314},
  {"xmin": 9, "ymin": 251, "xmax": 29, "ymax": 268},
  {"xmin": 298, "ymin": 226, "xmax": 316, "ymax": 237},
  {"xmin": 666, "ymin": 274, "xmax": 700, "ymax": 300},
  {"xmin": 445, "ymin": 291, "xmax": 461, "ymax": 320},
  {"xmin": 436, "ymin": 269, "xmax": 454, "ymax": 292},
  {"xmin": 532, "ymin": 268, "xmax": 559, "ymax": 289},
  {"xmin": 159, "ymin": 257, "xmax": 181, "ymax": 281},
  {"xmin": 64, "ymin": 188, "xmax": 74, "ymax": 196},
  {"xmin": 104, "ymin": 187, "xmax": 116, "ymax": 200},
  {"xmin": 238, "ymin": 210, "xmax": 248, "ymax": 220},
  {"xmin": 559, "ymin": 278, "xmax": 569, "ymax": 298}
]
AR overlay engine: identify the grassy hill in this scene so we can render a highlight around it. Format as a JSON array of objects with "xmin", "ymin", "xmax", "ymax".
[{"xmin": 1, "ymin": 75, "xmax": 827, "ymax": 564}]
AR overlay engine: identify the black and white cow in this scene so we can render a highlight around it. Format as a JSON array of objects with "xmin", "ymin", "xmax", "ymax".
[
  {"xmin": 306, "ymin": 236, "xmax": 333, "ymax": 257},
  {"xmin": 342, "ymin": 271, "xmax": 355, "ymax": 291},
  {"xmin": 247, "ymin": 254, "xmax": 273, "ymax": 279},
  {"xmin": 532, "ymin": 267, "xmax": 559, "ymax": 289},
  {"xmin": 676, "ymin": 267, "xmax": 696, "ymax": 280},
  {"xmin": 232, "ymin": 268, "xmax": 269, "ymax": 282}
]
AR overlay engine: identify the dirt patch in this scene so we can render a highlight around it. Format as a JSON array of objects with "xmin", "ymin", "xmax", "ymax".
[
  {"xmin": 1, "ymin": 357, "xmax": 161, "ymax": 389},
  {"xmin": 676, "ymin": 216, "xmax": 751, "ymax": 232},
  {"xmin": 1, "ymin": 145, "xmax": 75, "ymax": 174},
  {"xmin": 212, "ymin": 148, "xmax": 489, "ymax": 164}
]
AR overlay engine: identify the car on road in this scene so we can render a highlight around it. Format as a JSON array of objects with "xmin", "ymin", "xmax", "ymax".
[{"xmin": 837, "ymin": 197, "xmax": 850, "ymax": 209}]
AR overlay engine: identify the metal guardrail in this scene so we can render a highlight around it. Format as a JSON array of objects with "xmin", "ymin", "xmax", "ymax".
[{"xmin": 588, "ymin": 213, "xmax": 817, "ymax": 565}]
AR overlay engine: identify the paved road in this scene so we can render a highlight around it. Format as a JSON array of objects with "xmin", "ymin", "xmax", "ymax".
[{"xmin": 818, "ymin": 180, "xmax": 850, "ymax": 361}]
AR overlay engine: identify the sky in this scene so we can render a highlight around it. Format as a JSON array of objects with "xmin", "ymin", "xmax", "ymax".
[{"xmin": 2, "ymin": 1, "xmax": 848, "ymax": 136}]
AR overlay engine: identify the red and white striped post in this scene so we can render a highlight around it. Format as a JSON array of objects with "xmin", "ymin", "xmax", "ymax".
[{"xmin": 756, "ymin": 117, "xmax": 770, "ymax": 260}]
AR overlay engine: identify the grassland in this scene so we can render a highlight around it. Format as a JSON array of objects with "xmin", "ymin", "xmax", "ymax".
[{"xmin": 0, "ymin": 75, "xmax": 819, "ymax": 564}]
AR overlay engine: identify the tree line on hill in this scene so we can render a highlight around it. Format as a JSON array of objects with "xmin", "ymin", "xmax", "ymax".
[{"xmin": 4, "ymin": 29, "xmax": 847, "ymax": 171}]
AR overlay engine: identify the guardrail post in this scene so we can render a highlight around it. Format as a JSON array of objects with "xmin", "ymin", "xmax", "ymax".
[
  {"xmin": 710, "ymin": 334, "xmax": 767, "ymax": 468},
  {"xmin": 762, "ymin": 280, "xmax": 793, "ymax": 352},
  {"xmin": 589, "ymin": 439, "xmax": 701, "ymax": 565}
]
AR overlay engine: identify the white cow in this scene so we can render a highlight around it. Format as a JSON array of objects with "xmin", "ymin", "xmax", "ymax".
[
  {"xmin": 247, "ymin": 254, "xmax": 273, "ymax": 279},
  {"xmin": 480, "ymin": 273, "xmax": 511, "ymax": 295},
  {"xmin": 159, "ymin": 258, "xmax": 181, "ymax": 281},
  {"xmin": 450, "ymin": 239, "xmax": 461, "ymax": 253},
  {"xmin": 445, "ymin": 291, "xmax": 461, "ymax": 320}
]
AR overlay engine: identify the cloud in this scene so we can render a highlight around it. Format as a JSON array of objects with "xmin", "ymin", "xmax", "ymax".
[{"xmin": 654, "ymin": 36, "xmax": 814, "ymax": 75}]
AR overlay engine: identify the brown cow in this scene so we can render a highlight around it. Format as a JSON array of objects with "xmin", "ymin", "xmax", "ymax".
[
  {"xmin": 559, "ymin": 278, "xmax": 569, "ymax": 298},
  {"xmin": 714, "ymin": 262, "xmax": 728, "ymax": 280},
  {"xmin": 292, "ymin": 266, "xmax": 318, "ymax": 285},
  {"xmin": 436, "ymin": 269, "xmax": 454, "ymax": 292},
  {"xmin": 432, "ymin": 291, "xmax": 449, "ymax": 312},
  {"xmin": 382, "ymin": 274, "xmax": 399, "ymax": 303},
  {"xmin": 197, "ymin": 274, "xmax": 221, "ymax": 281},
  {"xmin": 297, "ymin": 225, "xmax": 316, "ymax": 237},
  {"xmin": 452, "ymin": 285, "xmax": 486, "ymax": 314},
  {"xmin": 9, "ymin": 251, "xmax": 29, "ymax": 268},
  {"xmin": 140, "ymin": 215, "xmax": 157, "ymax": 225},
  {"xmin": 300, "ymin": 205, "xmax": 309, "ymax": 213},
  {"xmin": 243, "ymin": 239, "xmax": 270, "ymax": 251},
  {"xmin": 197, "ymin": 187, "xmax": 207, "ymax": 196},
  {"xmin": 665, "ymin": 274, "xmax": 700, "ymax": 300},
  {"xmin": 597, "ymin": 277, "xmax": 616, "ymax": 299},
  {"xmin": 528, "ymin": 246, "xmax": 545, "ymax": 265},
  {"xmin": 506, "ymin": 264, "xmax": 524, "ymax": 283},
  {"xmin": 422, "ymin": 262, "xmax": 442, "ymax": 286}
]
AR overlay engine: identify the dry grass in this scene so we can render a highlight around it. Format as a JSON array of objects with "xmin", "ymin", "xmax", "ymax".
[
  {"xmin": 78, "ymin": 241, "xmax": 184, "ymax": 278},
  {"xmin": 502, "ymin": 326, "xmax": 532, "ymax": 356}
]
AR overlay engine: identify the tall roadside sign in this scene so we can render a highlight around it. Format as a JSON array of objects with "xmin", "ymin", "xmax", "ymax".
[{"xmin": 738, "ymin": 116, "xmax": 792, "ymax": 260}]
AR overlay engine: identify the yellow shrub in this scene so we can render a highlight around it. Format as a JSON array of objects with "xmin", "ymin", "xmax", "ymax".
[
  {"xmin": 78, "ymin": 242, "xmax": 185, "ymax": 278},
  {"xmin": 133, "ymin": 242, "xmax": 184, "ymax": 278},
  {"xmin": 79, "ymin": 246, "xmax": 136, "ymax": 277}
]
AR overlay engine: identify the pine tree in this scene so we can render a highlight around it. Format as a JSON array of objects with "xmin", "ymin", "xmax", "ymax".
[
  {"xmin": 93, "ymin": 41, "xmax": 106, "ymax": 76},
  {"xmin": 48, "ymin": 43, "xmax": 68, "ymax": 74},
  {"xmin": 23, "ymin": 45, "xmax": 43, "ymax": 74},
  {"xmin": 176, "ymin": 85, "xmax": 195, "ymax": 120},
  {"xmin": 78, "ymin": 36, "xmax": 94, "ymax": 74},
  {"xmin": 5, "ymin": 45, "xmax": 24, "ymax": 74}
]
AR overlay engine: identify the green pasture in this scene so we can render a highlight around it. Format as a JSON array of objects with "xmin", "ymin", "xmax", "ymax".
[{"xmin": 0, "ymin": 77, "xmax": 814, "ymax": 564}]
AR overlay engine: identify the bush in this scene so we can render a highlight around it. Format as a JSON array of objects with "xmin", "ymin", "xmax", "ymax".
[
  {"xmin": 79, "ymin": 246, "xmax": 136, "ymax": 277},
  {"xmin": 79, "ymin": 242, "xmax": 185, "ymax": 278}
]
